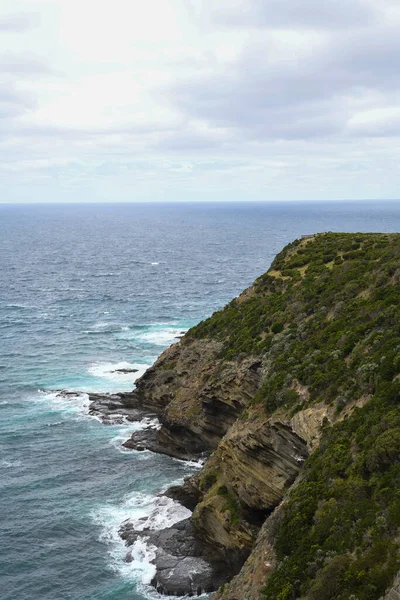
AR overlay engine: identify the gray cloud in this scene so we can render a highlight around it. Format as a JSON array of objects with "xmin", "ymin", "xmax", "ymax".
[
  {"xmin": 0, "ymin": 13, "xmax": 38, "ymax": 32},
  {"xmin": 1, "ymin": 0, "xmax": 399, "ymax": 204},
  {"xmin": 157, "ymin": 129, "xmax": 226, "ymax": 152},
  {"xmin": 0, "ymin": 55, "xmax": 55, "ymax": 75},
  {"xmin": 207, "ymin": 0, "xmax": 377, "ymax": 30},
  {"xmin": 164, "ymin": 13, "xmax": 400, "ymax": 143}
]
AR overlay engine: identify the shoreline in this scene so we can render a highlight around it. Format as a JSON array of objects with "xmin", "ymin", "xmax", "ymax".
[{"xmin": 51, "ymin": 388, "xmax": 229, "ymax": 597}]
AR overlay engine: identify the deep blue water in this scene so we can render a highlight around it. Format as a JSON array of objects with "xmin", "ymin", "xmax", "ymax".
[{"xmin": 1, "ymin": 200, "xmax": 400, "ymax": 600}]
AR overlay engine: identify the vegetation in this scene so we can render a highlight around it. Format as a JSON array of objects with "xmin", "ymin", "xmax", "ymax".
[
  {"xmin": 217, "ymin": 485, "xmax": 241, "ymax": 526},
  {"xmin": 261, "ymin": 391, "xmax": 400, "ymax": 600},
  {"xmin": 188, "ymin": 233, "xmax": 400, "ymax": 416},
  {"xmin": 186, "ymin": 233, "xmax": 400, "ymax": 599}
]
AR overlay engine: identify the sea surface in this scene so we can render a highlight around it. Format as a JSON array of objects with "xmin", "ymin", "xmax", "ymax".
[{"xmin": 1, "ymin": 200, "xmax": 400, "ymax": 600}]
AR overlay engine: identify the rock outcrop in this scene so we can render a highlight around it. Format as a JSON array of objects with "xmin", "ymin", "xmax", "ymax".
[
  {"xmin": 120, "ymin": 517, "xmax": 231, "ymax": 596},
  {"xmin": 117, "ymin": 233, "xmax": 400, "ymax": 599},
  {"xmin": 123, "ymin": 338, "xmax": 262, "ymax": 459}
]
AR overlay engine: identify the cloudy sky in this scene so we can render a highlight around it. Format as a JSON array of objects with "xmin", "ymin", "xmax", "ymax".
[{"xmin": 1, "ymin": 0, "xmax": 400, "ymax": 203}]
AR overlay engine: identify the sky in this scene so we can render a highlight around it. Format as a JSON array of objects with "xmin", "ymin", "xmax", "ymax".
[{"xmin": 0, "ymin": 0, "xmax": 400, "ymax": 203}]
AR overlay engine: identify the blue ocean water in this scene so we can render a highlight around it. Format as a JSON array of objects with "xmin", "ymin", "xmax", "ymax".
[{"xmin": 1, "ymin": 200, "xmax": 400, "ymax": 600}]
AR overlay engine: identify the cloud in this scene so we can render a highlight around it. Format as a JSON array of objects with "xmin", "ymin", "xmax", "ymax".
[
  {"xmin": 0, "ymin": 13, "xmax": 37, "ymax": 32},
  {"xmin": 0, "ymin": 83, "xmax": 35, "ymax": 123},
  {"xmin": 163, "ymin": 18, "xmax": 400, "ymax": 142},
  {"xmin": 195, "ymin": 0, "xmax": 378, "ymax": 30},
  {"xmin": 0, "ymin": 0, "xmax": 400, "ymax": 202},
  {"xmin": 348, "ymin": 107, "xmax": 400, "ymax": 137},
  {"xmin": 0, "ymin": 54, "xmax": 54, "ymax": 74}
]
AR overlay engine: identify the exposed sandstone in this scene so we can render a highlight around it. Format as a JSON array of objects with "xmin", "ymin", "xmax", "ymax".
[{"xmin": 123, "ymin": 338, "xmax": 262, "ymax": 458}]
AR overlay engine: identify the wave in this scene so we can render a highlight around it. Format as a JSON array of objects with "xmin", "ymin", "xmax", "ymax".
[
  {"xmin": 109, "ymin": 417, "xmax": 160, "ymax": 453},
  {"xmin": 91, "ymin": 493, "xmax": 191, "ymax": 588},
  {"xmin": 129, "ymin": 326, "xmax": 188, "ymax": 347},
  {"xmin": 36, "ymin": 390, "xmax": 90, "ymax": 417},
  {"xmin": 174, "ymin": 456, "xmax": 205, "ymax": 471},
  {"xmin": 83, "ymin": 322, "xmax": 122, "ymax": 335},
  {"xmin": 87, "ymin": 361, "xmax": 150, "ymax": 384},
  {"xmin": 5, "ymin": 303, "xmax": 35, "ymax": 310},
  {"xmin": 1, "ymin": 459, "xmax": 22, "ymax": 469}
]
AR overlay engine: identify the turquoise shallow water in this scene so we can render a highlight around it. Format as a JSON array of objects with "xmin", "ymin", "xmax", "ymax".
[{"xmin": 1, "ymin": 201, "xmax": 400, "ymax": 600}]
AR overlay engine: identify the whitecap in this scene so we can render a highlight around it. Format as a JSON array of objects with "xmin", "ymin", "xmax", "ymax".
[
  {"xmin": 135, "ymin": 327, "xmax": 187, "ymax": 346},
  {"xmin": 1, "ymin": 459, "xmax": 22, "ymax": 469},
  {"xmin": 5, "ymin": 303, "xmax": 33, "ymax": 310},
  {"xmin": 0, "ymin": 400, "xmax": 8, "ymax": 406},
  {"xmin": 150, "ymin": 262, "xmax": 159, "ymax": 266},
  {"xmin": 36, "ymin": 390, "xmax": 90, "ymax": 417},
  {"xmin": 87, "ymin": 361, "xmax": 150, "ymax": 384},
  {"xmin": 181, "ymin": 458, "xmax": 205, "ymax": 470}
]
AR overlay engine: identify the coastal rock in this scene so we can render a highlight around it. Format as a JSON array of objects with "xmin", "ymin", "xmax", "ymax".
[
  {"xmin": 152, "ymin": 554, "xmax": 217, "ymax": 596},
  {"xmin": 381, "ymin": 572, "xmax": 400, "ymax": 600},
  {"xmin": 120, "ymin": 517, "xmax": 232, "ymax": 596},
  {"xmin": 216, "ymin": 419, "xmax": 308, "ymax": 510},
  {"xmin": 87, "ymin": 392, "xmax": 151, "ymax": 423},
  {"xmin": 51, "ymin": 389, "xmax": 153, "ymax": 425},
  {"xmin": 122, "ymin": 426, "xmax": 201, "ymax": 460},
  {"xmin": 118, "ymin": 233, "xmax": 400, "ymax": 599},
  {"xmin": 211, "ymin": 501, "xmax": 283, "ymax": 600},
  {"xmin": 164, "ymin": 479, "xmax": 202, "ymax": 511},
  {"xmin": 172, "ymin": 416, "xmax": 309, "ymax": 569},
  {"xmin": 123, "ymin": 339, "xmax": 262, "ymax": 458}
]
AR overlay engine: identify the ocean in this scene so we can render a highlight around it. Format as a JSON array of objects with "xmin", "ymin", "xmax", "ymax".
[{"xmin": 1, "ymin": 200, "xmax": 399, "ymax": 600}]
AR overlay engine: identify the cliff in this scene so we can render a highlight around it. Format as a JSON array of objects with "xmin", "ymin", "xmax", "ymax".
[{"xmin": 123, "ymin": 233, "xmax": 400, "ymax": 599}]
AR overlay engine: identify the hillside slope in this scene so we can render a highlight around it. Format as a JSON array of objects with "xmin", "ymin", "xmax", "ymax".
[{"xmin": 125, "ymin": 233, "xmax": 400, "ymax": 599}]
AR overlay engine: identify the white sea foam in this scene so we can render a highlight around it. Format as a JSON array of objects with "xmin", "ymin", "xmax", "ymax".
[
  {"xmin": 83, "ymin": 322, "xmax": 126, "ymax": 335},
  {"xmin": 0, "ymin": 400, "xmax": 8, "ymax": 406},
  {"xmin": 87, "ymin": 361, "xmax": 150, "ymax": 384},
  {"xmin": 91, "ymin": 493, "xmax": 191, "ymax": 587},
  {"xmin": 1, "ymin": 459, "xmax": 22, "ymax": 468},
  {"xmin": 136, "ymin": 327, "xmax": 187, "ymax": 346},
  {"xmin": 37, "ymin": 390, "xmax": 90, "ymax": 417},
  {"xmin": 179, "ymin": 457, "xmax": 205, "ymax": 470},
  {"xmin": 151, "ymin": 262, "xmax": 159, "ymax": 266},
  {"xmin": 109, "ymin": 417, "xmax": 160, "ymax": 452}
]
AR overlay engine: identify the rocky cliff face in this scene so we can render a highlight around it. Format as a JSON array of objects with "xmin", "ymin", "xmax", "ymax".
[
  {"xmin": 121, "ymin": 318, "xmax": 322, "ymax": 595},
  {"xmin": 124, "ymin": 338, "xmax": 262, "ymax": 459},
  {"xmin": 121, "ymin": 233, "xmax": 400, "ymax": 600}
]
